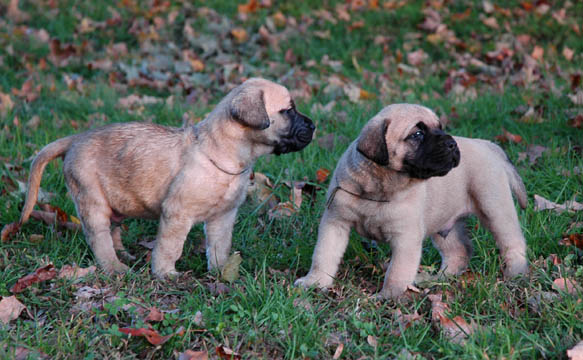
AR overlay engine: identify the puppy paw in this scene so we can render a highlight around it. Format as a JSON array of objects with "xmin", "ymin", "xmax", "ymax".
[
  {"xmin": 102, "ymin": 261, "xmax": 129, "ymax": 274},
  {"xmin": 294, "ymin": 273, "xmax": 334, "ymax": 289},
  {"xmin": 503, "ymin": 250, "xmax": 528, "ymax": 277},
  {"xmin": 152, "ymin": 266, "xmax": 180, "ymax": 279}
]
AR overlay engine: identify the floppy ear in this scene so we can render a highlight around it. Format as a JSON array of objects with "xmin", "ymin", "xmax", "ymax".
[
  {"xmin": 356, "ymin": 118, "xmax": 389, "ymax": 165},
  {"xmin": 229, "ymin": 88, "xmax": 271, "ymax": 130}
]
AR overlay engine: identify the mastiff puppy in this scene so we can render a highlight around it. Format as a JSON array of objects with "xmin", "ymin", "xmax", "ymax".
[
  {"xmin": 16, "ymin": 78, "xmax": 315, "ymax": 277},
  {"xmin": 295, "ymin": 104, "xmax": 528, "ymax": 298}
]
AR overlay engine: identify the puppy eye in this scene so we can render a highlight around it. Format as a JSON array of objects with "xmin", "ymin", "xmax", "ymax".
[{"xmin": 408, "ymin": 130, "xmax": 424, "ymax": 141}]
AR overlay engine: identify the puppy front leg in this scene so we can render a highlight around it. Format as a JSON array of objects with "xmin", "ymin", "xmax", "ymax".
[
  {"xmin": 378, "ymin": 233, "xmax": 423, "ymax": 299},
  {"xmin": 295, "ymin": 212, "xmax": 351, "ymax": 289},
  {"xmin": 151, "ymin": 212, "xmax": 195, "ymax": 277},
  {"xmin": 205, "ymin": 208, "xmax": 238, "ymax": 271}
]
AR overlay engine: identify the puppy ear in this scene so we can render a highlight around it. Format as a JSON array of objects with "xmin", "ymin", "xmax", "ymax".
[
  {"xmin": 356, "ymin": 118, "xmax": 389, "ymax": 165},
  {"xmin": 230, "ymin": 88, "xmax": 270, "ymax": 130}
]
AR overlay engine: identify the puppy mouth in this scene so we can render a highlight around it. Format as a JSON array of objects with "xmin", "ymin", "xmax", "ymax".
[
  {"xmin": 403, "ymin": 134, "xmax": 460, "ymax": 179},
  {"xmin": 273, "ymin": 109, "xmax": 315, "ymax": 155}
]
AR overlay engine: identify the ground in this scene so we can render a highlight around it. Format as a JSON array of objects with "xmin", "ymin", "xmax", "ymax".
[{"xmin": 0, "ymin": 0, "xmax": 582, "ymax": 359}]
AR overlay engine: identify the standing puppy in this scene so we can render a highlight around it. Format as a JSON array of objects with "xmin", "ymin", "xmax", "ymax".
[
  {"xmin": 295, "ymin": 104, "xmax": 527, "ymax": 298},
  {"xmin": 16, "ymin": 78, "xmax": 315, "ymax": 277}
]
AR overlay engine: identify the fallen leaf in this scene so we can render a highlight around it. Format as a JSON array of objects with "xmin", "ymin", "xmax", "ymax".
[
  {"xmin": 57, "ymin": 264, "xmax": 96, "ymax": 280},
  {"xmin": 220, "ymin": 252, "xmax": 242, "ymax": 283},
  {"xmin": 267, "ymin": 201, "xmax": 297, "ymax": 219},
  {"xmin": 11, "ymin": 347, "xmax": 49, "ymax": 360},
  {"xmin": 74, "ymin": 286, "xmax": 111, "ymax": 300},
  {"xmin": 238, "ymin": 0, "xmax": 258, "ymax": 14},
  {"xmin": 30, "ymin": 210, "xmax": 82, "ymax": 231},
  {"xmin": 567, "ymin": 341, "xmax": 583, "ymax": 360},
  {"xmin": 553, "ymin": 278, "xmax": 580, "ymax": 295},
  {"xmin": 0, "ymin": 92, "xmax": 14, "ymax": 116},
  {"xmin": 7, "ymin": 0, "xmax": 30, "ymax": 23},
  {"xmin": 11, "ymin": 78, "xmax": 41, "ymax": 103},
  {"xmin": 533, "ymin": 195, "xmax": 583, "ymax": 213},
  {"xmin": 230, "ymin": 28, "xmax": 248, "ymax": 43},
  {"xmin": 316, "ymin": 168, "xmax": 331, "ymax": 183},
  {"xmin": 517, "ymin": 145, "xmax": 547, "ymax": 165},
  {"xmin": 144, "ymin": 307, "xmax": 165, "ymax": 322},
  {"xmin": 216, "ymin": 346, "xmax": 242, "ymax": 360},
  {"xmin": 494, "ymin": 128, "xmax": 522, "ymax": 143},
  {"xmin": 10, "ymin": 264, "xmax": 57, "ymax": 293},
  {"xmin": 1, "ymin": 222, "xmax": 21, "ymax": 242},
  {"xmin": 568, "ymin": 114, "xmax": 583, "ymax": 129},
  {"xmin": 428, "ymin": 293, "xmax": 477, "ymax": 344},
  {"xmin": 332, "ymin": 343, "xmax": 344, "ymax": 359},
  {"xmin": 563, "ymin": 47, "xmax": 575, "ymax": 62},
  {"xmin": 367, "ymin": 335, "xmax": 378, "ymax": 348},
  {"xmin": 531, "ymin": 46, "xmax": 544, "ymax": 61},
  {"xmin": 407, "ymin": 49, "xmax": 428, "ymax": 67},
  {"xmin": 0, "ymin": 296, "xmax": 26, "ymax": 324},
  {"xmin": 391, "ymin": 309, "xmax": 423, "ymax": 336},
  {"xmin": 568, "ymin": 91, "xmax": 583, "ymax": 106},
  {"xmin": 119, "ymin": 326, "xmax": 173, "ymax": 346},
  {"xmin": 193, "ymin": 310, "xmax": 204, "ymax": 327},
  {"xmin": 207, "ymin": 282, "xmax": 230, "ymax": 295},
  {"xmin": 482, "ymin": 16, "xmax": 499, "ymax": 29},
  {"xmin": 179, "ymin": 350, "xmax": 208, "ymax": 360},
  {"xmin": 559, "ymin": 234, "xmax": 583, "ymax": 250},
  {"xmin": 118, "ymin": 94, "xmax": 162, "ymax": 109},
  {"xmin": 138, "ymin": 239, "xmax": 156, "ymax": 249}
]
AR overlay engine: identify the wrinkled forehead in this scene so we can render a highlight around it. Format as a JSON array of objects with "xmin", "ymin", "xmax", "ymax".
[
  {"xmin": 244, "ymin": 78, "xmax": 291, "ymax": 114},
  {"xmin": 378, "ymin": 104, "xmax": 440, "ymax": 134},
  {"xmin": 263, "ymin": 83, "xmax": 291, "ymax": 114}
]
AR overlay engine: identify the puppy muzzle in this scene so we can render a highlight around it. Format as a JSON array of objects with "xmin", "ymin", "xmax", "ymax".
[
  {"xmin": 404, "ymin": 133, "xmax": 460, "ymax": 179},
  {"xmin": 273, "ymin": 109, "xmax": 315, "ymax": 155}
]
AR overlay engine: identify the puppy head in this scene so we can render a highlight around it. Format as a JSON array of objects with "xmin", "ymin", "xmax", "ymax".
[
  {"xmin": 229, "ymin": 78, "xmax": 315, "ymax": 154},
  {"xmin": 357, "ymin": 104, "xmax": 460, "ymax": 179}
]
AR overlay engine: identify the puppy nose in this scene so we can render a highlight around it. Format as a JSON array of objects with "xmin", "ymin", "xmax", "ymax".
[{"xmin": 445, "ymin": 138, "xmax": 457, "ymax": 150}]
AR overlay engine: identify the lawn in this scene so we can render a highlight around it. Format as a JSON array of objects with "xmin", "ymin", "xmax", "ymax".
[{"xmin": 0, "ymin": 0, "xmax": 582, "ymax": 359}]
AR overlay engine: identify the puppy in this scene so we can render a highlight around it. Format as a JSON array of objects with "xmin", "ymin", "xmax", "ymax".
[
  {"xmin": 16, "ymin": 78, "xmax": 315, "ymax": 276},
  {"xmin": 296, "ymin": 104, "xmax": 527, "ymax": 298}
]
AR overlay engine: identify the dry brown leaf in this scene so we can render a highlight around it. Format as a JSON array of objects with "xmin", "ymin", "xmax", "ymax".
[
  {"xmin": 11, "ymin": 347, "xmax": 49, "ymax": 360},
  {"xmin": 0, "ymin": 91, "xmax": 14, "ymax": 116},
  {"xmin": 10, "ymin": 264, "xmax": 58, "ymax": 293},
  {"xmin": 567, "ymin": 341, "xmax": 583, "ymax": 360},
  {"xmin": 568, "ymin": 114, "xmax": 583, "ymax": 129},
  {"xmin": 11, "ymin": 78, "xmax": 41, "ymax": 103},
  {"xmin": 332, "ymin": 343, "xmax": 344, "ymax": 359},
  {"xmin": 392, "ymin": 309, "xmax": 423, "ymax": 336},
  {"xmin": 568, "ymin": 91, "xmax": 583, "ymax": 106},
  {"xmin": 267, "ymin": 201, "xmax": 297, "ymax": 219},
  {"xmin": 533, "ymin": 195, "xmax": 583, "ymax": 213},
  {"xmin": 216, "ymin": 346, "xmax": 242, "ymax": 360},
  {"xmin": 178, "ymin": 350, "xmax": 208, "ymax": 360},
  {"xmin": 7, "ymin": 0, "xmax": 30, "ymax": 23},
  {"xmin": 0, "ymin": 296, "xmax": 26, "ymax": 324},
  {"xmin": 1, "ymin": 221, "xmax": 21, "ymax": 242},
  {"xmin": 517, "ymin": 144, "xmax": 547, "ymax": 165},
  {"xmin": 367, "ymin": 335, "xmax": 378, "ymax": 348},
  {"xmin": 482, "ymin": 16, "xmax": 499, "ymax": 29},
  {"xmin": 118, "ymin": 94, "xmax": 162, "ymax": 109},
  {"xmin": 230, "ymin": 27, "xmax": 248, "ymax": 43},
  {"xmin": 531, "ymin": 46, "xmax": 544, "ymax": 61},
  {"xmin": 316, "ymin": 168, "xmax": 331, "ymax": 183},
  {"xmin": 494, "ymin": 128, "xmax": 522, "ymax": 143},
  {"xmin": 559, "ymin": 234, "xmax": 583, "ymax": 250},
  {"xmin": 57, "ymin": 264, "xmax": 96, "ymax": 280},
  {"xmin": 238, "ymin": 0, "xmax": 258, "ymax": 14},
  {"xmin": 30, "ymin": 210, "xmax": 82, "ymax": 231},
  {"xmin": 429, "ymin": 293, "xmax": 476, "ymax": 344},
  {"xmin": 407, "ymin": 49, "xmax": 428, "ymax": 67},
  {"xmin": 563, "ymin": 47, "xmax": 575, "ymax": 62},
  {"xmin": 119, "ymin": 326, "xmax": 173, "ymax": 346},
  {"xmin": 144, "ymin": 307, "xmax": 165, "ymax": 322},
  {"xmin": 553, "ymin": 278, "xmax": 580, "ymax": 294}
]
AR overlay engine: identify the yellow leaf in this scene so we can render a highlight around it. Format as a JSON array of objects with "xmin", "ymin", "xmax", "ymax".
[
  {"xmin": 230, "ymin": 28, "xmax": 249, "ymax": 43},
  {"xmin": 221, "ymin": 252, "xmax": 242, "ymax": 283}
]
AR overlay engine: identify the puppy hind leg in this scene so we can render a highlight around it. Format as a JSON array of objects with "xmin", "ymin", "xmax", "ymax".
[
  {"xmin": 475, "ymin": 188, "xmax": 528, "ymax": 277},
  {"xmin": 111, "ymin": 226, "xmax": 136, "ymax": 261},
  {"xmin": 295, "ymin": 212, "xmax": 351, "ymax": 289},
  {"xmin": 431, "ymin": 220, "xmax": 472, "ymax": 275},
  {"xmin": 81, "ymin": 212, "xmax": 128, "ymax": 273},
  {"xmin": 204, "ymin": 208, "xmax": 238, "ymax": 271}
]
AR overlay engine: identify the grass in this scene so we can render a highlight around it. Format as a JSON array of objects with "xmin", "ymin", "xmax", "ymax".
[{"xmin": 1, "ymin": 0, "xmax": 582, "ymax": 358}]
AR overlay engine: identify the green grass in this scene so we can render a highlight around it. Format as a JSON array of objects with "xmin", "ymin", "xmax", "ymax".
[{"xmin": 1, "ymin": 0, "xmax": 582, "ymax": 358}]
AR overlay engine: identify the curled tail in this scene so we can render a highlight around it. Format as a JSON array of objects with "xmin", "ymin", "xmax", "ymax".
[{"xmin": 19, "ymin": 136, "xmax": 75, "ymax": 225}]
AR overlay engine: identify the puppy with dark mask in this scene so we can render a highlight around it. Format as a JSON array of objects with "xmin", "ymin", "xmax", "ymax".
[
  {"xmin": 13, "ymin": 78, "xmax": 315, "ymax": 277},
  {"xmin": 296, "ymin": 104, "xmax": 528, "ymax": 298}
]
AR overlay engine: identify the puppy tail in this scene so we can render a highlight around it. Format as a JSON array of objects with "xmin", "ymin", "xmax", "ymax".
[
  {"xmin": 505, "ymin": 162, "xmax": 528, "ymax": 210},
  {"xmin": 19, "ymin": 136, "xmax": 75, "ymax": 225}
]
